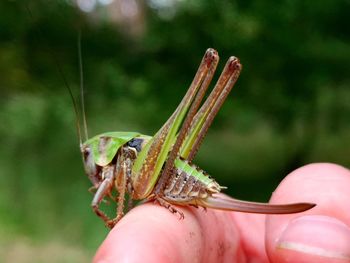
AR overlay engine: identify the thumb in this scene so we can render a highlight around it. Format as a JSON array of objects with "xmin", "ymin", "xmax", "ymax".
[{"xmin": 265, "ymin": 163, "xmax": 350, "ymax": 262}]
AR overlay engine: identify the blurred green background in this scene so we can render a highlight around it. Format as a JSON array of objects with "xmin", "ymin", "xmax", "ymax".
[{"xmin": 1, "ymin": 0, "xmax": 349, "ymax": 261}]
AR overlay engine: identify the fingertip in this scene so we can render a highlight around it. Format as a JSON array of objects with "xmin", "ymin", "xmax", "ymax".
[
  {"xmin": 265, "ymin": 163, "xmax": 350, "ymax": 262},
  {"xmin": 93, "ymin": 202, "xmax": 243, "ymax": 263},
  {"xmin": 93, "ymin": 203, "xmax": 196, "ymax": 263}
]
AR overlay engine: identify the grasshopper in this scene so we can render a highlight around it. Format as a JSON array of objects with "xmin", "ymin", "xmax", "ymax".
[{"xmin": 79, "ymin": 49, "xmax": 315, "ymax": 228}]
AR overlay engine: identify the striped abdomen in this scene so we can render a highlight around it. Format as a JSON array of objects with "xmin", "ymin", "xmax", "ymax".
[{"xmin": 163, "ymin": 158, "xmax": 222, "ymax": 204}]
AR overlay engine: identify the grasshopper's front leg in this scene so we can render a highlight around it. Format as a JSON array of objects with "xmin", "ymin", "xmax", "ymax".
[
  {"xmin": 111, "ymin": 148, "xmax": 135, "ymax": 227},
  {"xmin": 131, "ymin": 49, "xmax": 219, "ymax": 200},
  {"xmin": 93, "ymin": 148, "xmax": 135, "ymax": 228},
  {"xmin": 91, "ymin": 165, "xmax": 116, "ymax": 226}
]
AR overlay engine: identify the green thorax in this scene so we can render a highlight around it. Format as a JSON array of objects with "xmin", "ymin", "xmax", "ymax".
[{"xmin": 83, "ymin": 131, "xmax": 142, "ymax": 166}]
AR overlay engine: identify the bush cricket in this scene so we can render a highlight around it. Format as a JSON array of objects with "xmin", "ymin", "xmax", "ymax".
[
  {"xmin": 23, "ymin": 2, "xmax": 314, "ymax": 230},
  {"xmin": 77, "ymin": 49, "xmax": 315, "ymax": 228}
]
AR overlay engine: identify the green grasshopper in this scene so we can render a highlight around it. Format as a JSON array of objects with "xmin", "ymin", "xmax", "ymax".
[{"xmin": 79, "ymin": 49, "xmax": 315, "ymax": 228}]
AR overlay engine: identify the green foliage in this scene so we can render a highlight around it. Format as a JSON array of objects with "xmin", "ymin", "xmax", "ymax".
[{"xmin": 0, "ymin": 0, "xmax": 349, "ymax": 261}]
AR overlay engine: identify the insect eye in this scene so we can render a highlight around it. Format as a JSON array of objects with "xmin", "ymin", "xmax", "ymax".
[
  {"xmin": 83, "ymin": 148, "xmax": 91, "ymax": 160},
  {"xmin": 127, "ymin": 138, "xmax": 143, "ymax": 152}
]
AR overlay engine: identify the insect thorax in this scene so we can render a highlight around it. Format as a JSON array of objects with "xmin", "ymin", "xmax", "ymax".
[{"xmin": 81, "ymin": 133, "xmax": 151, "ymax": 187}]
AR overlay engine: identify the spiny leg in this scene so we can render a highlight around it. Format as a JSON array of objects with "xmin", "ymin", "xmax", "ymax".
[
  {"xmin": 111, "ymin": 152, "xmax": 131, "ymax": 227},
  {"xmin": 88, "ymin": 185, "xmax": 111, "ymax": 205},
  {"xmin": 91, "ymin": 165, "xmax": 115, "ymax": 226},
  {"xmin": 154, "ymin": 49, "xmax": 219, "ymax": 196},
  {"xmin": 132, "ymin": 48, "xmax": 219, "ymax": 199},
  {"xmin": 127, "ymin": 176, "xmax": 135, "ymax": 210},
  {"xmin": 184, "ymin": 57, "xmax": 242, "ymax": 161},
  {"xmin": 154, "ymin": 57, "xmax": 241, "ymax": 216},
  {"xmin": 127, "ymin": 195, "xmax": 134, "ymax": 211},
  {"xmin": 166, "ymin": 58, "xmax": 314, "ymax": 215},
  {"xmin": 155, "ymin": 198, "xmax": 185, "ymax": 220}
]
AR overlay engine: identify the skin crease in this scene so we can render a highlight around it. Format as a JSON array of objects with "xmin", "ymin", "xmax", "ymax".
[{"xmin": 93, "ymin": 163, "xmax": 350, "ymax": 263}]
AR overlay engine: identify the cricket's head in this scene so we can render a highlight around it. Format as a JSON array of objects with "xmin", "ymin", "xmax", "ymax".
[
  {"xmin": 80, "ymin": 142, "xmax": 100, "ymax": 187},
  {"xmin": 80, "ymin": 132, "xmax": 151, "ymax": 187}
]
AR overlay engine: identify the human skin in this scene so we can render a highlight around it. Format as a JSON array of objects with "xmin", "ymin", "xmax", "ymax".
[{"xmin": 93, "ymin": 163, "xmax": 350, "ymax": 263}]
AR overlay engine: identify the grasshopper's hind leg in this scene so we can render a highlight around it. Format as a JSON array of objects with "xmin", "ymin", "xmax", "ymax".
[{"xmin": 182, "ymin": 57, "xmax": 242, "ymax": 161}]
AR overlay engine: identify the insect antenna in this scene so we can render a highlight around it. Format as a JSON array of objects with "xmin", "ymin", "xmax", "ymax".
[
  {"xmin": 77, "ymin": 30, "xmax": 89, "ymax": 141},
  {"xmin": 25, "ymin": 3, "xmax": 84, "ymax": 146}
]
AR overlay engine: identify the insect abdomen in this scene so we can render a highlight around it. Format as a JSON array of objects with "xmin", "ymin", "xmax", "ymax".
[{"xmin": 163, "ymin": 158, "xmax": 221, "ymax": 204}]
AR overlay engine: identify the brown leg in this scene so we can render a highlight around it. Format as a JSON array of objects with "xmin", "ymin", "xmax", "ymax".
[
  {"xmin": 91, "ymin": 165, "xmax": 115, "ymax": 226},
  {"xmin": 127, "ymin": 194, "xmax": 134, "ymax": 211},
  {"xmin": 155, "ymin": 197, "xmax": 185, "ymax": 220},
  {"xmin": 107, "ymin": 149, "xmax": 134, "ymax": 228},
  {"xmin": 154, "ymin": 49, "xmax": 220, "ymax": 195},
  {"xmin": 113, "ymin": 158, "xmax": 128, "ymax": 226},
  {"xmin": 89, "ymin": 185, "xmax": 113, "ymax": 205},
  {"xmin": 183, "ymin": 57, "xmax": 242, "ymax": 162},
  {"xmin": 131, "ymin": 49, "xmax": 219, "ymax": 200}
]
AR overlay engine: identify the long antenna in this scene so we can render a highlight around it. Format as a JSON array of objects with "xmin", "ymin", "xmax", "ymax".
[
  {"xmin": 77, "ymin": 30, "xmax": 89, "ymax": 141},
  {"xmin": 25, "ymin": 3, "xmax": 83, "ymax": 146}
]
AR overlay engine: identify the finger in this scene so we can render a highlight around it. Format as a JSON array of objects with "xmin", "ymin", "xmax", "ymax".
[
  {"xmin": 265, "ymin": 163, "xmax": 350, "ymax": 263},
  {"xmin": 231, "ymin": 212, "xmax": 269, "ymax": 262},
  {"xmin": 93, "ymin": 203, "xmax": 245, "ymax": 263}
]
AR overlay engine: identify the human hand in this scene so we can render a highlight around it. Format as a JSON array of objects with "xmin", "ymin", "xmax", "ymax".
[{"xmin": 93, "ymin": 163, "xmax": 350, "ymax": 263}]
